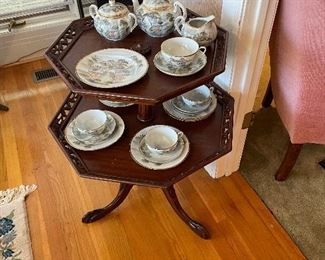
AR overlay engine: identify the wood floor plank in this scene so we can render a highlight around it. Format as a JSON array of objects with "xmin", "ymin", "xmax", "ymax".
[{"xmin": 0, "ymin": 60, "xmax": 305, "ymax": 260}]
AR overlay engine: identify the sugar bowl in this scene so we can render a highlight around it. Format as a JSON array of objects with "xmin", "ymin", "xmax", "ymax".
[{"xmin": 89, "ymin": 0, "xmax": 137, "ymax": 41}]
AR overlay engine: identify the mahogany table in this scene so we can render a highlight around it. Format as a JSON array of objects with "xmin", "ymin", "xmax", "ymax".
[{"xmin": 45, "ymin": 13, "xmax": 234, "ymax": 239}]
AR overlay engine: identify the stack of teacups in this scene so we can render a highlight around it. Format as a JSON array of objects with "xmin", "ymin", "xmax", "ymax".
[
  {"xmin": 72, "ymin": 109, "xmax": 116, "ymax": 142},
  {"xmin": 160, "ymin": 37, "xmax": 206, "ymax": 69},
  {"xmin": 144, "ymin": 126, "xmax": 183, "ymax": 155}
]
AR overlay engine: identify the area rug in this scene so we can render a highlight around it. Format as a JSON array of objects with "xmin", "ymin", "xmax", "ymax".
[
  {"xmin": 240, "ymin": 107, "xmax": 325, "ymax": 259},
  {"xmin": 0, "ymin": 185, "xmax": 37, "ymax": 260}
]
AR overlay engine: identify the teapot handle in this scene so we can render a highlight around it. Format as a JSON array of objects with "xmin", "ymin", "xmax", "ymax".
[
  {"xmin": 174, "ymin": 1, "xmax": 187, "ymax": 19},
  {"xmin": 128, "ymin": 13, "xmax": 138, "ymax": 32},
  {"xmin": 174, "ymin": 16, "xmax": 185, "ymax": 36},
  {"xmin": 89, "ymin": 5, "xmax": 98, "ymax": 19}
]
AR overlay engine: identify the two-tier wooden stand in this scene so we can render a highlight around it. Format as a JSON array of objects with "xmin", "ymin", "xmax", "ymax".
[{"xmin": 45, "ymin": 12, "xmax": 233, "ymax": 239}]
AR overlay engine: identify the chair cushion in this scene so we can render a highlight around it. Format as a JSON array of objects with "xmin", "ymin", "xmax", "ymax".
[{"xmin": 269, "ymin": 0, "xmax": 325, "ymax": 144}]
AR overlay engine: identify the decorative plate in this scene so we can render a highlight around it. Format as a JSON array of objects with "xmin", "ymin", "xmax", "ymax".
[
  {"xmin": 163, "ymin": 93, "xmax": 217, "ymax": 122},
  {"xmin": 130, "ymin": 125, "xmax": 190, "ymax": 170},
  {"xmin": 75, "ymin": 48, "xmax": 149, "ymax": 88},
  {"xmin": 64, "ymin": 111, "xmax": 125, "ymax": 151},
  {"xmin": 153, "ymin": 50, "xmax": 207, "ymax": 77},
  {"xmin": 99, "ymin": 99, "xmax": 134, "ymax": 108}
]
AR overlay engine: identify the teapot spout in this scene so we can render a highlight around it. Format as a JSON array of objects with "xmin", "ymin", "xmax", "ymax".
[
  {"xmin": 202, "ymin": 15, "xmax": 215, "ymax": 24},
  {"xmin": 132, "ymin": 0, "xmax": 139, "ymax": 12}
]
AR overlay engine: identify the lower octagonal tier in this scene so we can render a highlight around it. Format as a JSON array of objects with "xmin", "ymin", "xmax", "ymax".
[{"xmin": 49, "ymin": 83, "xmax": 234, "ymax": 188}]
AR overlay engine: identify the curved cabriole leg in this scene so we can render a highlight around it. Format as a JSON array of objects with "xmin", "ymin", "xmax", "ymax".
[
  {"xmin": 82, "ymin": 183, "xmax": 133, "ymax": 223},
  {"xmin": 163, "ymin": 186, "xmax": 210, "ymax": 239},
  {"xmin": 0, "ymin": 104, "xmax": 9, "ymax": 111}
]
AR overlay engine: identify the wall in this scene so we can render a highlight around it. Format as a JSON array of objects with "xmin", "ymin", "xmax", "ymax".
[{"xmin": 180, "ymin": 0, "xmax": 222, "ymax": 23}]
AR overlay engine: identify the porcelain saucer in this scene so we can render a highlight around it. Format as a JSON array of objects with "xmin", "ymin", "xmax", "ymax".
[
  {"xmin": 153, "ymin": 50, "xmax": 207, "ymax": 77},
  {"xmin": 65, "ymin": 111, "xmax": 125, "ymax": 151},
  {"xmin": 99, "ymin": 99, "xmax": 134, "ymax": 108},
  {"xmin": 172, "ymin": 96, "xmax": 211, "ymax": 115},
  {"xmin": 130, "ymin": 125, "xmax": 190, "ymax": 170},
  {"xmin": 163, "ymin": 94, "xmax": 217, "ymax": 122}
]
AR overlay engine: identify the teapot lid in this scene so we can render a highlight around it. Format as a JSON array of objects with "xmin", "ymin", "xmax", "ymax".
[
  {"xmin": 143, "ymin": 0, "xmax": 172, "ymax": 10},
  {"xmin": 98, "ymin": 0, "xmax": 129, "ymax": 18}
]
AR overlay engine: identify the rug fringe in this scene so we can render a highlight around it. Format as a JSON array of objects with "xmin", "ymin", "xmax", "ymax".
[{"xmin": 0, "ymin": 184, "xmax": 37, "ymax": 206}]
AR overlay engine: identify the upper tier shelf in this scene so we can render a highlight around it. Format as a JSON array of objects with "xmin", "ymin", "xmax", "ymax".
[{"xmin": 45, "ymin": 12, "xmax": 228, "ymax": 105}]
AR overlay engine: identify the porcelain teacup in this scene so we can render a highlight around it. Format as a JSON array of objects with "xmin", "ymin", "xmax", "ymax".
[
  {"xmin": 144, "ymin": 126, "xmax": 183, "ymax": 154},
  {"xmin": 181, "ymin": 86, "xmax": 213, "ymax": 108},
  {"xmin": 161, "ymin": 37, "xmax": 206, "ymax": 68},
  {"xmin": 73, "ymin": 109, "xmax": 108, "ymax": 140}
]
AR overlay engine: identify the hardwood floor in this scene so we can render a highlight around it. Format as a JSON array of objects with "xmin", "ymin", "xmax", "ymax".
[{"xmin": 0, "ymin": 60, "xmax": 305, "ymax": 259}]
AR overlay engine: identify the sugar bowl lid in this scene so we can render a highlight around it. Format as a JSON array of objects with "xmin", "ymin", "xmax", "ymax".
[{"xmin": 98, "ymin": 0, "xmax": 129, "ymax": 18}]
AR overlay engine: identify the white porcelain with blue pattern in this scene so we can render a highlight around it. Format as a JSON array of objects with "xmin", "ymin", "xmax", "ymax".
[
  {"xmin": 72, "ymin": 109, "xmax": 109, "ymax": 139},
  {"xmin": 133, "ymin": 0, "xmax": 186, "ymax": 37},
  {"xmin": 144, "ymin": 125, "xmax": 183, "ymax": 154},
  {"xmin": 163, "ymin": 91, "xmax": 217, "ymax": 122},
  {"xmin": 175, "ymin": 15, "xmax": 217, "ymax": 46},
  {"xmin": 65, "ymin": 111, "xmax": 125, "ymax": 151},
  {"xmin": 153, "ymin": 49, "xmax": 207, "ymax": 77},
  {"xmin": 130, "ymin": 125, "xmax": 190, "ymax": 170},
  {"xmin": 99, "ymin": 99, "xmax": 134, "ymax": 108},
  {"xmin": 89, "ymin": 0, "xmax": 137, "ymax": 41},
  {"xmin": 161, "ymin": 37, "xmax": 206, "ymax": 68},
  {"xmin": 181, "ymin": 85, "xmax": 213, "ymax": 107},
  {"xmin": 76, "ymin": 48, "xmax": 149, "ymax": 89}
]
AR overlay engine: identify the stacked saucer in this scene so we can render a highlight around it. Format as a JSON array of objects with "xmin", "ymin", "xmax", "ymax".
[
  {"xmin": 130, "ymin": 125, "xmax": 190, "ymax": 170},
  {"xmin": 163, "ymin": 85, "xmax": 217, "ymax": 122},
  {"xmin": 65, "ymin": 109, "xmax": 125, "ymax": 151},
  {"xmin": 99, "ymin": 99, "xmax": 134, "ymax": 108},
  {"xmin": 153, "ymin": 37, "xmax": 207, "ymax": 77}
]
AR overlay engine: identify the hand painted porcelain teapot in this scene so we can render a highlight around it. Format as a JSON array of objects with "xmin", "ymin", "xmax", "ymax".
[
  {"xmin": 89, "ymin": 0, "xmax": 137, "ymax": 41},
  {"xmin": 174, "ymin": 15, "xmax": 217, "ymax": 46},
  {"xmin": 133, "ymin": 0, "xmax": 187, "ymax": 37}
]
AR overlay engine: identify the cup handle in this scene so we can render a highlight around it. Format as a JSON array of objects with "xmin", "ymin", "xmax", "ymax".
[
  {"xmin": 174, "ymin": 1, "xmax": 187, "ymax": 19},
  {"xmin": 199, "ymin": 46, "xmax": 207, "ymax": 54},
  {"xmin": 209, "ymin": 86, "xmax": 215, "ymax": 94},
  {"xmin": 174, "ymin": 16, "xmax": 185, "ymax": 35},
  {"xmin": 177, "ymin": 131, "xmax": 184, "ymax": 139},
  {"xmin": 89, "ymin": 4, "xmax": 98, "ymax": 19},
  {"xmin": 128, "ymin": 13, "xmax": 138, "ymax": 32}
]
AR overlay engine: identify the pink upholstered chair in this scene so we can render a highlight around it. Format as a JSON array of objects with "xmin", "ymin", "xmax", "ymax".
[{"xmin": 262, "ymin": 0, "xmax": 325, "ymax": 181}]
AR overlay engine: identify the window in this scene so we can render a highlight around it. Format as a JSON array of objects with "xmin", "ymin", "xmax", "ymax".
[
  {"xmin": 0, "ymin": 0, "xmax": 80, "ymax": 33},
  {"xmin": 0, "ymin": 0, "xmax": 82, "ymax": 65}
]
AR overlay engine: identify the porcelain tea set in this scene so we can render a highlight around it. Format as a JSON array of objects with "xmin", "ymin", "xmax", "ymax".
[
  {"xmin": 66, "ymin": 1, "xmax": 220, "ymax": 168},
  {"xmin": 153, "ymin": 37, "xmax": 207, "ymax": 76},
  {"xmin": 89, "ymin": 0, "xmax": 217, "ymax": 44},
  {"xmin": 130, "ymin": 125, "xmax": 190, "ymax": 170},
  {"xmin": 163, "ymin": 85, "xmax": 217, "ymax": 122},
  {"xmin": 64, "ymin": 109, "xmax": 190, "ymax": 169},
  {"xmin": 64, "ymin": 109, "xmax": 125, "ymax": 151}
]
